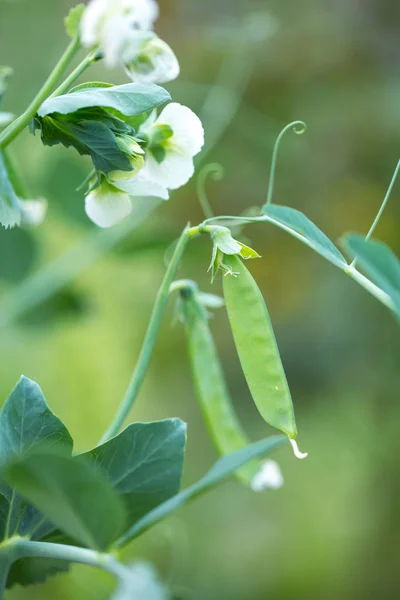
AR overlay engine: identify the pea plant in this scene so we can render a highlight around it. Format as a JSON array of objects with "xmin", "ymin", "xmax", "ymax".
[{"xmin": 0, "ymin": 1, "xmax": 399, "ymax": 598}]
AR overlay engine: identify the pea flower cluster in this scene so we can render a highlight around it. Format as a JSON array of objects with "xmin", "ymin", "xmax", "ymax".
[
  {"xmin": 77, "ymin": 0, "xmax": 204, "ymax": 228},
  {"xmin": 80, "ymin": 0, "xmax": 179, "ymax": 84}
]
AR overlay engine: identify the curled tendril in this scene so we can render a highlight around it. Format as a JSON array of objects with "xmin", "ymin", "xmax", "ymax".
[
  {"xmin": 196, "ymin": 162, "xmax": 225, "ymax": 219},
  {"xmin": 263, "ymin": 120, "xmax": 307, "ymax": 209}
]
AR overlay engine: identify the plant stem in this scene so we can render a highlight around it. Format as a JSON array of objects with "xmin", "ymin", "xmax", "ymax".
[
  {"xmin": 50, "ymin": 49, "xmax": 100, "ymax": 98},
  {"xmin": 14, "ymin": 539, "xmax": 129, "ymax": 580},
  {"xmin": 350, "ymin": 159, "xmax": 400, "ymax": 268},
  {"xmin": 0, "ymin": 36, "xmax": 80, "ymax": 148},
  {"xmin": 346, "ymin": 266, "xmax": 395, "ymax": 311},
  {"xmin": 99, "ymin": 224, "xmax": 195, "ymax": 443}
]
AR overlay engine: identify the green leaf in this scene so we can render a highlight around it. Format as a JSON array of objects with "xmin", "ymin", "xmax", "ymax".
[
  {"xmin": 5, "ymin": 453, "xmax": 127, "ymax": 551},
  {"xmin": 0, "ymin": 376, "xmax": 73, "ymax": 542},
  {"xmin": 118, "ymin": 435, "xmax": 286, "ymax": 545},
  {"xmin": 262, "ymin": 205, "xmax": 347, "ymax": 268},
  {"xmin": 83, "ymin": 420, "xmax": 187, "ymax": 527},
  {"xmin": 0, "ymin": 151, "xmax": 21, "ymax": 228},
  {"xmin": 341, "ymin": 233, "xmax": 400, "ymax": 316},
  {"xmin": 38, "ymin": 83, "xmax": 171, "ymax": 119},
  {"xmin": 7, "ymin": 557, "xmax": 70, "ymax": 589},
  {"xmin": 34, "ymin": 114, "xmax": 133, "ymax": 174},
  {"xmin": 0, "ymin": 377, "xmax": 73, "ymax": 473},
  {"xmin": 65, "ymin": 4, "xmax": 86, "ymax": 39}
]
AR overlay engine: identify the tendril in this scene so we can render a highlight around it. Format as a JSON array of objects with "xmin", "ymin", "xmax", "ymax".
[
  {"xmin": 263, "ymin": 120, "xmax": 307, "ymax": 209},
  {"xmin": 351, "ymin": 159, "xmax": 400, "ymax": 268},
  {"xmin": 196, "ymin": 162, "xmax": 225, "ymax": 219}
]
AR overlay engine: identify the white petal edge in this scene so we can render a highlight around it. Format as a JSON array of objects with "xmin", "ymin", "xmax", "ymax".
[
  {"xmin": 156, "ymin": 103, "xmax": 205, "ymax": 156},
  {"xmin": 20, "ymin": 199, "xmax": 48, "ymax": 228},
  {"xmin": 141, "ymin": 152, "xmax": 195, "ymax": 190},
  {"xmin": 85, "ymin": 186, "xmax": 132, "ymax": 228},
  {"xmin": 250, "ymin": 460, "xmax": 284, "ymax": 492}
]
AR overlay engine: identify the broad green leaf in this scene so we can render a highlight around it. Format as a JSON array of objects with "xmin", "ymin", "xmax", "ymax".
[
  {"xmin": 33, "ymin": 111, "xmax": 133, "ymax": 174},
  {"xmin": 7, "ymin": 557, "xmax": 70, "ymax": 589},
  {"xmin": 118, "ymin": 435, "xmax": 286, "ymax": 545},
  {"xmin": 5, "ymin": 453, "xmax": 127, "ymax": 551},
  {"xmin": 38, "ymin": 83, "xmax": 170, "ymax": 119},
  {"xmin": 0, "ymin": 376, "xmax": 73, "ymax": 543},
  {"xmin": 84, "ymin": 420, "xmax": 186, "ymax": 526},
  {"xmin": 65, "ymin": 3, "xmax": 86, "ymax": 39},
  {"xmin": 342, "ymin": 233, "xmax": 400, "ymax": 316},
  {"xmin": 0, "ymin": 151, "xmax": 21, "ymax": 228},
  {"xmin": 0, "ymin": 376, "xmax": 73, "ymax": 474},
  {"xmin": 262, "ymin": 205, "xmax": 347, "ymax": 268},
  {"xmin": 68, "ymin": 82, "xmax": 114, "ymax": 94}
]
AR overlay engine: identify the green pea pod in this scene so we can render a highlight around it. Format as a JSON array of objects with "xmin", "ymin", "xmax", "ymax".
[
  {"xmin": 180, "ymin": 288, "xmax": 271, "ymax": 489},
  {"xmin": 223, "ymin": 255, "xmax": 306, "ymax": 457}
]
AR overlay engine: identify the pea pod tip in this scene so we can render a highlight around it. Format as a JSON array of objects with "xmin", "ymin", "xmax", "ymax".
[{"xmin": 289, "ymin": 438, "xmax": 308, "ymax": 460}]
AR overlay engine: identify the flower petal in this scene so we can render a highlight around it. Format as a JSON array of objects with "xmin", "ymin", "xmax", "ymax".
[
  {"xmin": 80, "ymin": 0, "xmax": 110, "ymax": 48},
  {"xmin": 251, "ymin": 460, "xmax": 284, "ymax": 492},
  {"xmin": 20, "ymin": 199, "xmax": 48, "ymax": 228},
  {"xmin": 125, "ymin": 36, "xmax": 180, "ymax": 84},
  {"xmin": 156, "ymin": 103, "xmax": 204, "ymax": 156},
  {"xmin": 110, "ymin": 172, "xmax": 169, "ymax": 200},
  {"xmin": 85, "ymin": 184, "xmax": 132, "ymax": 228},
  {"xmin": 142, "ymin": 151, "xmax": 195, "ymax": 190}
]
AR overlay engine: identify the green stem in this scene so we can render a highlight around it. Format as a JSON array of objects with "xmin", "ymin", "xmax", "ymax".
[
  {"xmin": 346, "ymin": 266, "xmax": 394, "ymax": 311},
  {"xmin": 262, "ymin": 120, "xmax": 307, "ymax": 210},
  {"xmin": 0, "ymin": 36, "xmax": 81, "ymax": 149},
  {"xmin": 99, "ymin": 224, "xmax": 195, "ymax": 443},
  {"xmin": 14, "ymin": 539, "xmax": 129, "ymax": 580},
  {"xmin": 201, "ymin": 215, "xmax": 395, "ymax": 312},
  {"xmin": 350, "ymin": 159, "xmax": 400, "ymax": 268},
  {"xmin": 50, "ymin": 49, "xmax": 100, "ymax": 98},
  {"xmin": 0, "ymin": 543, "xmax": 16, "ymax": 598}
]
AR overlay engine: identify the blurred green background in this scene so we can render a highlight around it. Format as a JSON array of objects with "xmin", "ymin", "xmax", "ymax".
[{"xmin": 1, "ymin": 0, "xmax": 400, "ymax": 598}]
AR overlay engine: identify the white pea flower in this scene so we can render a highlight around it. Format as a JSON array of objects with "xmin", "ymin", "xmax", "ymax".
[
  {"xmin": 80, "ymin": 0, "xmax": 159, "ymax": 68},
  {"xmin": 85, "ymin": 180, "xmax": 134, "ymax": 228},
  {"xmin": 107, "ymin": 135, "xmax": 169, "ymax": 200},
  {"xmin": 251, "ymin": 460, "xmax": 284, "ymax": 492},
  {"xmin": 20, "ymin": 198, "xmax": 48, "ymax": 228},
  {"xmin": 124, "ymin": 32, "xmax": 180, "ymax": 84},
  {"xmin": 0, "ymin": 112, "xmax": 14, "ymax": 129},
  {"xmin": 112, "ymin": 561, "xmax": 168, "ymax": 600},
  {"xmin": 139, "ymin": 103, "xmax": 204, "ymax": 191}
]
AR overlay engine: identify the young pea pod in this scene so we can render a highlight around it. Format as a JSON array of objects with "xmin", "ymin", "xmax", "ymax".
[
  {"xmin": 180, "ymin": 286, "xmax": 282, "ymax": 490},
  {"xmin": 222, "ymin": 255, "xmax": 306, "ymax": 457}
]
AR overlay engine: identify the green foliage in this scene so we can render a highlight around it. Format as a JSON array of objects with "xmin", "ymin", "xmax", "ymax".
[
  {"xmin": 38, "ymin": 83, "xmax": 170, "ymax": 120},
  {"xmin": 0, "ymin": 377, "xmax": 73, "ymax": 542},
  {"xmin": 342, "ymin": 234, "xmax": 400, "ymax": 317},
  {"xmin": 83, "ymin": 420, "xmax": 187, "ymax": 525},
  {"xmin": 263, "ymin": 204, "xmax": 347, "ymax": 268},
  {"xmin": 32, "ymin": 109, "xmax": 134, "ymax": 174},
  {"xmin": 0, "ymin": 151, "xmax": 21, "ymax": 228},
  {"xmin": 32, "ymin": 83, "xmax": 170, "ymax": 174},
  {"xmin": 64, "ymin": 4, "xmax": 86, "ymax": 39},
  {"xmin": 6, "ymin": 453, "xmax": 127, "ymax": 551},
  {"xmin": 119, "ymin": 435, "xmax": 286, "ymax": 544},
  {"xmin": 223, "ymin": 255, "xmax": 297, "ymax": 438}
]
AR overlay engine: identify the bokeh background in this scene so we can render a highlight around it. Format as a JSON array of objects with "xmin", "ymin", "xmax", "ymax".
[{"xmin": 0, "ymin": 0, "xmax": 399, "ymax": 598}]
